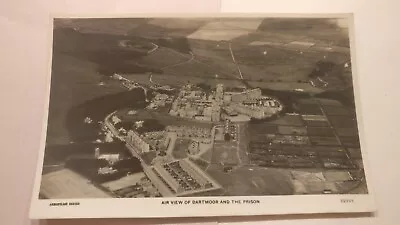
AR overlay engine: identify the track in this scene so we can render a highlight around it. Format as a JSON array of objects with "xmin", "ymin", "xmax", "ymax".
[{"xmin": 228, "ymin": 42, "xmax": 244, "ymax": 80}]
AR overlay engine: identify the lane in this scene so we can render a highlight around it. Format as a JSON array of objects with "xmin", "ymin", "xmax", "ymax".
[
  {"xmin": 228, "ymin": 42, "xmax": 244, "ymax": 80},
  {"xmin": 161, "ymin": 51, "xmax": 195, "ymax": 70},
  {"xmin": 118, "ymin": 40, "xmax": 159, "ymax": 54},
  {"xmin": 235, "ymin": 124, "xmax": 242, "ymax": 165}
]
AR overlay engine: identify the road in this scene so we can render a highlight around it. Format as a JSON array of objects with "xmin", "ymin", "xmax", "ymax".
[
  {"xmin": 118, "ymin": 40, "xmax": 159, "ymax": 54},
  {"xmin": 103, "ymin": 111, "xmax": 125, "ymax": 142},
  {"xmin": 162, "ymin": 51, "xmax": 195, "ymax": 70},
  {"xmin": 234, "ymin": 124, "xmax": 243, "ymax": 165},
  {"xmin": 228, "ymin": 42, "xmax": 244, "ymax": 80}
]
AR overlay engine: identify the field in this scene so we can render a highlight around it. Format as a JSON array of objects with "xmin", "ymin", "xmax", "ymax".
[
  {"xmin": 136, "ymin": 47, "xmax": 189, "ymax": 69},
  {"xmin": 102, "ymin": 172, "xmax": 146, "ymax": 191},
  {"xmin": 307, "ymin": 127, "xmax": 335, "ymax": 136},
  {"xmin": 309, "ymin": 136, "xmax": 340, "ymax": 146},
  {"xmin": 187, "ymin": 19, "xmax": 263, "ymax": 41},
  {"xmin": 268, "ymin": 114, "xmax": 305, "ymax": 126},
  {"xmin": 54, "ymin": 18, "xmax": 150, "ymax": 35},
  {"xmin": 206, "ymin": 165, "xmax": 294, "ymax": 196},
  {"xmin": 323, "ymin": 105, "xmax": 351, "ymax": 116},
  {"xmin": 339, "ymin": 136, "xmax": 360, "ymax": 147},
  {"xmin": 278, "ymin": 126, "xmax": 307, "ymax": 135},
  {"xmin": 250, "ymin": 124, "xmax": 279, "ymax": 134},
  {"xmin": 40, "ymin": 169, "xmax": 112, "ymax": 199},
  {"xmin": 248, "ymin": 81, "xmax": 324, "ymax": 93},
  {"xmin": 305, "ymin": 120, "xmax": 330, "ymax": 127},
  {"xmin": 211, "ymin": 141, "xmax": 239, "ymax": 166},
  {"xmin": 189, "ymin": 157, "xmax": 209, "ymax": 171},
  {"xmin": 336, "ymin": 127, "xmax": 359, "ymax": 137},
  {"xmin": 298, "ymin": 103, "xmax": 323, "ymax": 115},
  {"xmin": 172, "ymin": 139, "xmax": 190, "ymax": 159},
  {"xmin": 328, "ymin": 115, "xmax": 358, "ymax": 128},
  {"xmin": 52, "ymin": 18, "xmax": 354, "ymax": 96},
  {"xmin": 244, "ymin": 94, "xmax": 361, "ymax": 170},
  {"xmin": 199, "ymin": 144, "xmax": 213, "ymax": 162}
]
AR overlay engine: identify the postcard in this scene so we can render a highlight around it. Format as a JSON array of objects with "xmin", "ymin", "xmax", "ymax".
[{"xmin": 30, "ymin": 14, "xmax": 375, "ymax": 219}]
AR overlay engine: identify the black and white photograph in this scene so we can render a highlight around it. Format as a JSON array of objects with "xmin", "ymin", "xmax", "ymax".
[{"xmin": 30, "ymin": 15, "xmax": 374, "ymax": 218}]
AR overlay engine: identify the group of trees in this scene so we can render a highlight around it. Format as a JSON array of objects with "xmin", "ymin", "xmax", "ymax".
[{"xmin": 136, "ymin": 119, "xmax": 166, "ymax": 134}]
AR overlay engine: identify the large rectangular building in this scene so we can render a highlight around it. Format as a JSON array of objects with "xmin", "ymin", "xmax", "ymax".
[
  {"xmin": 145, "ymin": 159, "xmax": 221, "ymax": 197},
  {"xmin": 153, "ymin": 163, "xmax": 183, "ymax": 193},
  {"xmin": 126, "ymin": 130, "xmax": 150, "ymax": 154},
  {"xmin": 230, "ymin": 103, "xmax": 265, "ymax": 119}
]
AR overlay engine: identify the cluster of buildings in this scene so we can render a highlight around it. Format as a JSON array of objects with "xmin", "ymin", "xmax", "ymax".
[
  {"xmin": 146, "ymin": 92, "xmax": 174, "ymax": 110},
  {"xmin": 94, "ymin": 147, "xmax": 121, "ymax": 175},
  {"xmin": 126, "ymin": 130, "xmax": 151, "ymax": 154},
  {"xmin": 226, "ymin": 89, "xmax": 283, "ymax": 119},
  {"xmin": 168, "ymin": 84, "xmax": 282, "ymax": 122},
  {"xmin": 112, "ymin": 73, "xmax": 140, "ymax": 90},
  {"xmin": 126, "ymin": 130, "xmax": 170, "ymax": 155},
  {"xmin": 94, "ymin": 147, "xmax": 121, "ymax": 164},
  {"xmin": 151, "ymin": 84, "xmax": 175, "ymax": 91},
  {"xmin": 169, "ymin": 84, "xmax": 221, "ymax": 122},
  {"xmin": 141, "ymin": 131, "xmax": 169, "ymax": 151}
]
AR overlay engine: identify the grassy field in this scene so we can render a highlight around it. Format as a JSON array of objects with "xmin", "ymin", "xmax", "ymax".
[
  {"xmin": 172, "ymin": 139, "xmax": 190, "ymax": 159},
  {"xmin": 211, "ymin": 141, "xmax": 239, "ymax": 165},
  {"xmin": 248, "ymin": 81, "xmax": 324, "ymax": 93},
  {"xmin": 268, "ymin": 114, "xmax": 305, "ymax": 126},
  {"xmin": 278, "ymin": 126, "xmax": 307, "ymax": 135},
  {"xmin": 200, "ymin": 147, "xmax": 213, "ymax": 163},
  {"xmin": 206, "ymin": 165, "xmax": 294, "ymax": 196},
  {"xmin": 55, "ymin": 18, "xmax": 149, "ymax": 35},
  {"xmin": 189, "ymin": 157, "xmax": 209, "ymax": 171},
  {"xmin": 136, "ymin": 47, "xmax": 190, "ymax": 69}
]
